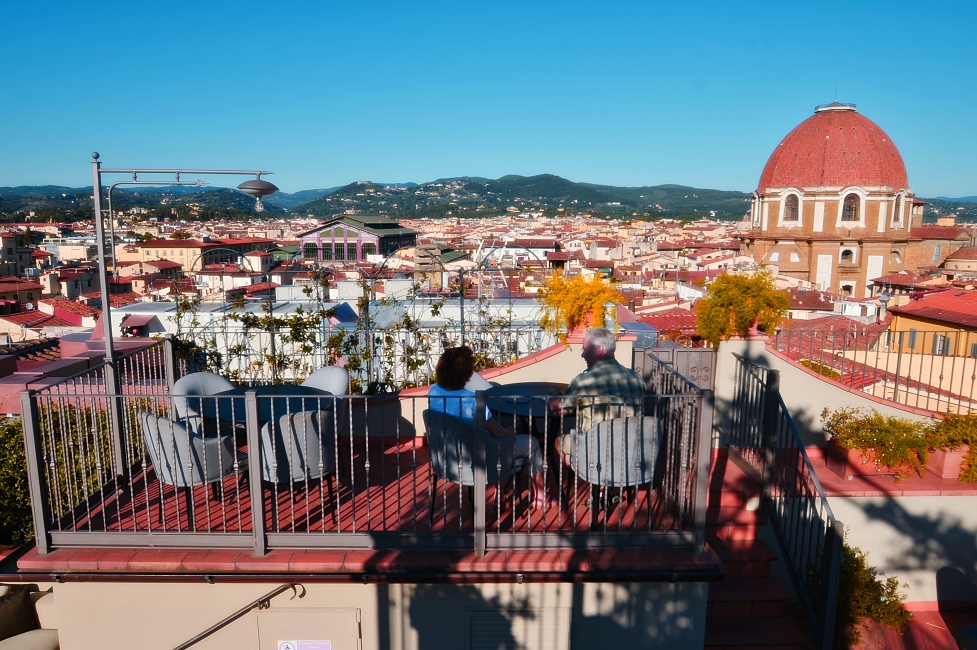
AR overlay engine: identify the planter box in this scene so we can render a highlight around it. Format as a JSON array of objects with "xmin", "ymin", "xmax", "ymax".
[
  {"xmin": 826, "ymin": 445, "xmax": 899, "ymax": 480},
  {"xmin": 924, "ymin": 446, "xmax": 970, "ymax": 480}
]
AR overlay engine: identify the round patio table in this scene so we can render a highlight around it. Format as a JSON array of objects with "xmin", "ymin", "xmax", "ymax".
[
  {"xmin": 482, "ymin": 382, "xmax": 568, "ymax": 418},
  {"xmin": 209, "ymin": 384, "xmax": 333, "ymax": 423}
]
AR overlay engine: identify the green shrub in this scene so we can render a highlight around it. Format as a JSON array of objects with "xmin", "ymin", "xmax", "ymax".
[
  {"xmin": 0, "ymin": 419, "xmax": 33, "ymax": 544},
  {"xmin": 836, "ymin": 544, "xmax": 911, "ymax": 648},
  {"xmin": 824, "ymin": 407, "xmax": 931, "ymax": 480},
  {"xmin": 799, "ymin": 359, "xmax": 842, "ymax": 379}
]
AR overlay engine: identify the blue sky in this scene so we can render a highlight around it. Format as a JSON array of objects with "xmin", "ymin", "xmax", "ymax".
[{"xmin": 2, "ymin": 0, "xmax": 975, "ymax": 196}]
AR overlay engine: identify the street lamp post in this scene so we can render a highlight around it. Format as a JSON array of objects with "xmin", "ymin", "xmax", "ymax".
[{"xmin": 90, "ymin": 153, "xmax": 277, "ymax": 475}]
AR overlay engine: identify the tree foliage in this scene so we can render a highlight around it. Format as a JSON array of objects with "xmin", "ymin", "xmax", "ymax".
[
  {"xmin": 538, "ymin": 273, "xmax": 625, "ymax": 341},
  {"xmin": 0, "ymin": 419, "xmax": 32, "ymax": 544},
  {"xmin": 694, "ymin": 272, "xmax": 789, "ymax": 346}
]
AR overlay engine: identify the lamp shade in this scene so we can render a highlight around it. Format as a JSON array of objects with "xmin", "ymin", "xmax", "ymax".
[{"xmin": 237, "ymin": 179, "xmax": 279, "ymax": 198}]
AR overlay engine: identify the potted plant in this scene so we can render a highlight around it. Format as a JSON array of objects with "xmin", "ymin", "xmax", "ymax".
[
  {"xmin": 925, "ymin": 412, "xmax": 977, "ymax": 481},
  {"xmin": 694, "ymin": 271, "xmax": 790, "ymax": 346},
  {"xmin": 822, "ymin": 408, "xmax": 930, "ymax": 481}
]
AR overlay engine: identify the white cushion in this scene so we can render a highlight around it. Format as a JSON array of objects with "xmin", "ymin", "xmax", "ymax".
[
  {"xmin": 0, "ymin": 586, "xmax": 8, "ymax": 597},
  {"xmin": 463, "ymin": 371, "xmax": 493, "ymax": 392},
  {"xmin": 0, "ymin": 628, "xmax": 59, "ymax": 650},
  {"xmin": 30, "ymin": 593, "xmax": 55, "ymax": 631}
]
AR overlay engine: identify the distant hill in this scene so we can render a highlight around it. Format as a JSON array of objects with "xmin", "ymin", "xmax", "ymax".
[
  {"xmin": 264, "ymin": 188, "xmax": 341, "ymax": 210},
  {"xmin": 0, "ymin": 184, "xmax": 285, "ymax": 220},
  {"xmin": 920, "ymin": 197, "xmax": 977, "ymax": 223},
  {"xmin": 295, "ymin": 174, "xmax": 753, "ymax": 221}
]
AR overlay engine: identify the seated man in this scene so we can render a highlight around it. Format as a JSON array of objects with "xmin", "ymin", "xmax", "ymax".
[{"xmin": 550, "ymin": 327, "xmax": 647, "ymax": 459}]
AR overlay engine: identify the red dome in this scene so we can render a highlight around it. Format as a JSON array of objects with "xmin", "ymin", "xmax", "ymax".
[{"xmin": 758, "ymin": 103, "xmax": 908, "ymax": 193}]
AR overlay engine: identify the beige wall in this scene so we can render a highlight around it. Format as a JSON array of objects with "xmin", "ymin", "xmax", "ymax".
[
  {"xmin": 828, "ymin": 496, "xmax": 977, "ymax": 603},
  {"xmin": 52, "ymin": 579, "xmax": 706, "ymax": 650}
]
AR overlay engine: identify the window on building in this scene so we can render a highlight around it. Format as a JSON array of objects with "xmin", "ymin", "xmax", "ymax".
[
  {"xmin": 784, "ymin": 195, "xmax": 799, "ymax": 221},
  {"xmin": 933, "ymin": 245, "xmax": 943, "ymax": 263},
  {"xmin": 347, "ymin": 243, "xmax": 358, "ymax": 261},
  {"xmin": 970, "ymin": 342, "xmax": 977, "ymax": 358},
  {"xmin": 790, "ymin": 253, "xmax": 800, "ymax": 262},
  {"xmin": 769, "ymin": 252, "xmax": 779, "ymax": 262},
  {"xmin": 908, "ymin": 329, "xmax": 918, "ymax": 349},
  {"xmin": 361, "ymin": 243, "xmax": 376, "ymax": 257},
  {"xmin": 841, "ymin": 284, "xmax": 853, "ymax": 297},
  {"xmin": 304, "ymin": 242, "xmax": 318, "ymax": 259},
  {"xmin": 893, "ymin": 196, "xmax": 903, "ymax": 223},
  {"xmin": 334, "ymin": 244, "xmax": 345, "ymax": 261},
  {"xmin": 841, "ymin": 194, "xmax": 860, "ymax": 222},
  {"xmin": 322, "ymin": 246, "xmax": 333, "ymax": 261},
  {"xmin": 840, "ymin": 249, "xmax": 854, "ymax": 264},
  {"xmin": 933, "ymin": 334, "xmax": 952, "ymax": 356}
]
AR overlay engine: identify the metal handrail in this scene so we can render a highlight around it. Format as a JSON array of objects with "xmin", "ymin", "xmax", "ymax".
[
  {"xmin": 728, "ymin": 354, "xmax": 844, "ymax": 650},
  {"xmin": 774, "ymin": 391, "xmax": 840, "ymax": 525},
  {"xmin": 173, "ymin": 583, "xmax": 302, "ymax": 650},
  {"xmin": 33, "ymin": 340, "xmax": 165, "ymax": 393}
]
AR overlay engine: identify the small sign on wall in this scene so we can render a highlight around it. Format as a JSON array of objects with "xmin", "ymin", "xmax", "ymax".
[{"xmin": 278, "ymin": 642, "xmax": 331, "ymax": 650}]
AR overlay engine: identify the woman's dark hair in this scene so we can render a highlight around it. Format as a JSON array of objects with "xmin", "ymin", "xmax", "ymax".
[{"xmin": 435, "ymin": 346, "xmax": 475, "ymax": 391}]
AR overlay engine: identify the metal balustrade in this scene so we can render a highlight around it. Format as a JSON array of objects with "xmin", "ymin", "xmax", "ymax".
[
  {"xmin": 774, "ymin": 327, "xmax": 977, "ymax": 414},
  {"xmin": 728, "ymin": 354, "xmax": 843, "ymax": 650},
  {"xmin": 21, "ymin": 359, "xmax": 710, "ymax": 555}
]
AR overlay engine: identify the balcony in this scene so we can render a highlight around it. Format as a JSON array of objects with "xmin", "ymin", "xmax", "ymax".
[{"xmin": 18, "ymin": 340, "xmax": 713, "ymax": 561}]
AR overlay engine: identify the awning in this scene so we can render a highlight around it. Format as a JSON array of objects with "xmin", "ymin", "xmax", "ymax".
[{"xmin": 120, "ymin": 314, "xmax": 156, "ymax": 328}]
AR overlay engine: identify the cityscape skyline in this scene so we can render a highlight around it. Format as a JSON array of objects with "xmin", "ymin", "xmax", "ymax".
[{"xmin": 2, "ymin": 1, "xmax": 976, "ymax": 197}]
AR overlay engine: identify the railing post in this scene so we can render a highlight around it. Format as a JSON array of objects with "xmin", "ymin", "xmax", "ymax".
[
  {"xmin": 693, "ymin": 389, "xmax": 715, "ymax": 554},
  {"xmin": 761, "ymin": 369, "xmax": 781, "ymax": 495},
  {"xmin": 473, "ymin": 391, "xmax": 487, "ymax": 556},
  {"xmin": 163, "ymin": 334, "xmax": 179, "ymax": 392},
  {"xmin": 245, "ymin": 390, "xmax": 266, "ymax": 556},
  {"xmin": 104, "ymin": 362, "xmax": 127, "ymax": 480},
  {"xmin": 19, "ymin": 391, "xmax": 51, "ymax": 553},
  {"xmin": 818, "ymin": 519, "xmax": 845, "ymax": 650},
  {"xmin": 892, "ymin": 331, "xmax": 904, "ymax": 403}
]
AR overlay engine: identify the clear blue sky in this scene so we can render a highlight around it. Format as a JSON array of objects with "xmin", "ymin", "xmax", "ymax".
[{"xmin": 2, "ymin": 0, "xmax": 975, "ymax": 197}]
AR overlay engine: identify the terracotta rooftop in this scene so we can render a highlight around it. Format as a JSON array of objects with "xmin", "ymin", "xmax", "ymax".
[
  {"xmin": 888, "ymin": 289, "xmax": 977, "ymax": 328},
  {"xmin": 911, "ymin": 225, "xmax": 971, "ymax": 240},
  {"xmin": 41, "ymin": 297, "xmax": 101, "ymax": 318},
  {"xmin": 946, "ymin": 247, "xmax": 977, "ymax": 260},
  {"xmin": 786, "ymin": 287, "xmax": 837, "ymax": 311}
]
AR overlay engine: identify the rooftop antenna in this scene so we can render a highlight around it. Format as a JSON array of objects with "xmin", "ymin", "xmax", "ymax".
[{"xmin": 834, "ymin": 81, "xmax": 838, "ymax": 101}]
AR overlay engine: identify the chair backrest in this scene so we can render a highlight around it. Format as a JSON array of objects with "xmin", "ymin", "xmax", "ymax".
[
  {"xmin": 301, "ymin": 366, "xmax": 349, "ymax": 395},
  {"xmin": 172, "ymin": 372, "xmax": 236, "ymax": 419},
  {"xmin": 463, "ymin": 371, "xmax": 493, "ymax": 392},
  {"xmin": 139, "ymin": 412, "xmax": 237, "ymax": 487},
  {"xmin": 569, "ymin": 416, "xmax": 662, "ymax": 488},
  {"xmin": 422, "ymin": 410, "xmax": 520, "ymax": 486},
  {"xmin": 259, "ymin": 410, "xmax": 336, "ymax": 483}
]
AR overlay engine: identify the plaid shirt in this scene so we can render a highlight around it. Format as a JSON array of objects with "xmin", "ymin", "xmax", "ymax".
[{"xmin": 561, "ymin": 358, "xmax": 646, "ymax": 434}]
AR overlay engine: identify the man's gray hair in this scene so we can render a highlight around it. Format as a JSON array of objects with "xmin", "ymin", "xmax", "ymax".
[{"xmin": 586, "ymin": 327, "xmax": 616, "ymax": 353}]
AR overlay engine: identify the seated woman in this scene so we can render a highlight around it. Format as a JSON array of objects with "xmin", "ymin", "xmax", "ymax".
[{"xmin": 428, "ymin": 346, "xmax": 551, "ymax": 508}]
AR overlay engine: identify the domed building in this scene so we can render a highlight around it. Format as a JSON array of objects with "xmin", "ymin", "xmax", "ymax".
[{"xmin": 741, "ymin": 101, "xmax": 924, "ymax": 297}]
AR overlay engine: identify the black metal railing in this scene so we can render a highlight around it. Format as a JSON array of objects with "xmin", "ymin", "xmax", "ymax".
[
  {"xmin": 728, "ymin": 354, "xmax": 843, "ymax": 650},
  {"xmin": 773, "ymin": 327, "xmax": 977, "ymax": 414},
  {"xmin": 21, "ymin": 367, "xmax": 710, "ymax": 556}
]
